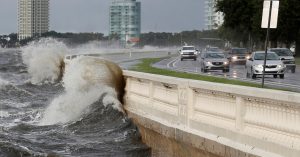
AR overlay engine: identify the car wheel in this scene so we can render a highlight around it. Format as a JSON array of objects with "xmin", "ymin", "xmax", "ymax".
[
  {"xmin": 194, "ymin": 58, "xmax": 197, "ymax": 61},
  {"xmin": 273, "ymin": 75, "xmax": 278, "ymax": 78},
  {"xmin": 292, "ymin": 68, "xmax": 296, "ymax": 73},
  {"xmin": 181, "ymin": 58, "xmax": 183, "ymax": 61},
  {"xmin": 226, "ymin": 69, "xmax": 230, "ymax": 72},
  {"xmin": 251, "ymin": 68, "xmax": 256, "ymax": 79},
  {"xmin": 203, "ymin": 69, "xmax": 208, "ymax": 73},
  {"xmin": 280, "ymin": 74, "xmax": 284, "ymax": 79}
]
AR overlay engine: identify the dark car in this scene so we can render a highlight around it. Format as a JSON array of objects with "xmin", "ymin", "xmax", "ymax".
[
  {"xmin": 269, "ymin": 48, "xmax": 296, "ymax": 73},
  {"xmin": 227, "ymin": 48, "xmax": 251, "ymax": 64}
]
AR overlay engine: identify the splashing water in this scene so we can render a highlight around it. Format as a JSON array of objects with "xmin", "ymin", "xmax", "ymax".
[
  {"xmin": 22, "ymin": 38, "xmax": 69, "ymax": 84},
  {"xmin": 40, "ymin": 56, "xmax": 124, "ymax": 125}
]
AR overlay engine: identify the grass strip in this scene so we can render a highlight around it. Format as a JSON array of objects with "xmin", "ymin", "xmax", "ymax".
[{"xmin": 130, "ymin": 58, "xmax": 262, "ymax": 88}]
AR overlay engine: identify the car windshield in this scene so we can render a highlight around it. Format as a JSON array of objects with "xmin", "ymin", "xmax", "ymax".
[
  {"xmin": 183, "ymin": 47, "xmax": 195, "ymax": 50},
  {"xmin": 207, "ymin": 48, "xmax": 220, "ymax": 52},
  {"xmin": 232, "ymin": 49, "xmax": 247, "ymax": 54},
  {"xmin": 205, "ymin": 53, "xmax": 225, "ymax": 59},
  {"xmin": 271, "ymin": 49, "xmax": 293, "ymax": 56},
  {"xmin": 254, "ymin": 53, "xmax": 279, "ymax": 60}
]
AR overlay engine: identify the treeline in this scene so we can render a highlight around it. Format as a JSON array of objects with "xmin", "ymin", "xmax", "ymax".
[
  {"xmin": 139, "ymin": 30, "xmax": 223, "ymax": 48},
  {"xmin": 216, "ymin": 0, "xmax": 300, "ymax": 55},
  {"xmin": 1, "ymin": 30, "xmax": 224, "ymax": 48},
  {"xmin": 0, "ymin": 33, "xmax": 18, "ymax": 48}
]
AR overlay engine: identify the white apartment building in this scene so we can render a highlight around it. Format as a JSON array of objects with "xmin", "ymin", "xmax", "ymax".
[
  {"xmin": 205, "ymin": 0, "xmax": 224, "ymax": 30},
  {"xmin": 109, "ymin": 0, "xmax": 141, "ymax": 47},
  {"xmin": 18, "ymin": 0, "xmax": 49, "ymax": 40}
]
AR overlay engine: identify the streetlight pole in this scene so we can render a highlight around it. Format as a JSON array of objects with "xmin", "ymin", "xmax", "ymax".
[{"xmin": 262, "ymin": 0, "xmax": 273, "ymax": 88}]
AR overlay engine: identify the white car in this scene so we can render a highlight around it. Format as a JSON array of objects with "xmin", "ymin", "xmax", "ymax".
[
  {"xmin": 179, "ymin": 46, "xmax": 198, "ymax": 61},
  {"xmin": 290, "ymin": 45, "xmax": 295, "ymax": 56},
  {"xmin": 246, "ymin": 51, "xmax": 286, "ymax": 79}
]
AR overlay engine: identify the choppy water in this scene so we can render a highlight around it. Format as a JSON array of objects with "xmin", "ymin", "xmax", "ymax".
[{"xmin": 0, "ymin": 47, "xmax": 150, "ymax": 157}]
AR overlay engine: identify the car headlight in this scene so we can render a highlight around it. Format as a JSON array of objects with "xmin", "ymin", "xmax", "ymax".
[
  {"xmin": 277, "ymin": 64, "xmax": 284, "ymax": 68},
  {"xmin": 255, "ymin": 64, "xmax": 263, "ymax": 68},
  {"xmin": 224, "ymin": 62, "xmax": 228, "ymax": 65},
  {"xmin": 206, "ymin": 61, "xmax": 212, "ymax": 65},
  {"xmin": 246, "ymin": 56, "xmax": 250, "ymax": 59},
  {"xmin": 232, "ymin": 56, "xmax": 238, "ymax": 60}
]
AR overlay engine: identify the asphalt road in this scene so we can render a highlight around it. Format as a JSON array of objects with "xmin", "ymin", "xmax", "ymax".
[
  {"xmin": 100, "ymin": 51, "xmax": 175, "ymax": 69},
  {"xmin": 153, "ymin": 55, "xmax": 300, "ymax": 92}
]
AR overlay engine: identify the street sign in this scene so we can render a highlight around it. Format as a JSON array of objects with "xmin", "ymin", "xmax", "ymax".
[
  {"xmin": 261, "ymin": 0, "xmax": 280, "ymax": 88},
  {"xmin": 261, "ymin": 0, "xmax": 279, "ymax": 28}
]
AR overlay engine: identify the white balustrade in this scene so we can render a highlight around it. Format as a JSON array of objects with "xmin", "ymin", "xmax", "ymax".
[{"xmin": 123, "ymin": 70, "xmax": 300, "ymax": 157}]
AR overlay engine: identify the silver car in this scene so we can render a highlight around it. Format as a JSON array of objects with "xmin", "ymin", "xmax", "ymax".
[
  {"xmin": 269, "ymin": 48, "xmax": 296, "ymax": 73},
  {"xmin": 246, "ymin": 51, "xmax": 286, "ymax": 79},
  {"xmin": 200, "ymin": 52, "xmax": 229, "ymax": 73}
]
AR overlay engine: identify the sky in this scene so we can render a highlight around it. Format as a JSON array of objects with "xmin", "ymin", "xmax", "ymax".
[{"xmin": 0, "ymin": 0, "xmax": 205, "ymax": 35}]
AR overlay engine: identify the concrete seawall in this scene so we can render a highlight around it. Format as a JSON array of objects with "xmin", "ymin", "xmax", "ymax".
[{"xmin": 123, "ymin": 70, "xmax": 300, "ymax": 157}]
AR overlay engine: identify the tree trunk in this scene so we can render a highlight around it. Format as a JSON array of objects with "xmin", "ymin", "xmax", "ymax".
[{"xmin": 271, "ymin": 41, "xmax": 277, "ymax": 48}]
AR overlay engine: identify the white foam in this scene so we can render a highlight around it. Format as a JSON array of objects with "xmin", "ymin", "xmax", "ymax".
[
  {"xmin": 40, "ymin": 56, "xmax": 123, "ymax": 125},
  {"xmin": 0, "ymin": 78, "xmax": 8, "ymax": 89},
  {"xmin": 22, "ymin": 38, "xmax": 69, "ymax": 84},
  {"xmin": 0, "ymin": 111, "xmax": 10, "ymax": 118}
]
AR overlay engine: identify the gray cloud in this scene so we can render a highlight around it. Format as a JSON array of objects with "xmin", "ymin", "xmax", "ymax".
[{"xmin": 0, "ymin": 0, "xmax": 204, "ymax": 34}]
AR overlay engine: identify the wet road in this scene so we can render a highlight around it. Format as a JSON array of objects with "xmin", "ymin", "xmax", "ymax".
[
  {"xmin": 100, "ymin": 51, "xmax": 176, "ymax": 69},
  {"xmin": 153, "ymin": 56, "xmax": 300, "ymax": 92}
]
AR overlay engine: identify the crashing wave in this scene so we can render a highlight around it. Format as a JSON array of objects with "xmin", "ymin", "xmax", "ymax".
[
  {"xmin": 40, "ymin": 56, "xmax": 125, "ymax": 125},
  {"xmin": 22, "ymin": 38, "xmax": 68, "ymax": 84}
]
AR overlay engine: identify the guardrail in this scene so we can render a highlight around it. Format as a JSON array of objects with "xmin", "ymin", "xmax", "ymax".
[{"xmin": 123, "ymin": 70, "xmax": 300, "ymax": 157}]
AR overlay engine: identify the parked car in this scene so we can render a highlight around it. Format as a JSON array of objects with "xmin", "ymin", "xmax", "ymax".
[
  {"xmin": 200, "ymin": 52, "xmax": 229, "ymax": 73},
  {"xmin": 179, "ymin": 46, "xmax": 198, "ymax": 61},
  {"xmin": 226, "ymin": 48, "xmax": 251, "ymax": 64},
  {"xmin": 269, "ymin": 48, "xmax": 296, "ymax": 73},
  {"xmin": 246, "ymin": 51, "xmax": 286, "ymax": 79}
]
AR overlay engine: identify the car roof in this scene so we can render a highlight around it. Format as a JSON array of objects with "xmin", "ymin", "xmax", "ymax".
[
  {"xmin": 183, "ymin": 46, "xmax": 194, "ymax": 47},
  {"xmin": 205, "ymin": 51, "xmax": 224, "ymax": 54},
  {"xmin": 254, "ymin": 51, "xmax": 276, "ymax": 54},
  {"xmin": 231, "ymin": 47, "xmax": 247, "ymax": 49},
  {"xmin": 208, "ymin": 47, "xmax": 219, "ymax": 49}
]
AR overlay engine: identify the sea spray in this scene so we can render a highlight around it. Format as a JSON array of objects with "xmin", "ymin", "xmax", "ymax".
[
  {"xmin": 0, "ymin": 77, "xmax": 8, "ymax": 89},
  {"xmin": 40, "ymin": 56, "xmax": 124, "ymax": 125},
  {"xmin": 22, "ymin": 38, "xmax": 69, "ymax": 84}
]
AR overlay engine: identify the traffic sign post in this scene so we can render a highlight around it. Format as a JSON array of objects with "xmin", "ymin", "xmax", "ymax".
[{"xmin": 261, "ymin": 0, "xmax": 279, "ymax": 88}]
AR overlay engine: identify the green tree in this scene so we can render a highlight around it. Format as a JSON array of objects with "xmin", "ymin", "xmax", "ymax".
[{"xmin": 216, "ymin": 0, "xmax": 300, "ymax": 55}]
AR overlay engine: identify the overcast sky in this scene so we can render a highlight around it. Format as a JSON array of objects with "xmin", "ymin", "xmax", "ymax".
[{"xmin": 0, "ymin": 0, "xmax": 205, "ymax": 35}]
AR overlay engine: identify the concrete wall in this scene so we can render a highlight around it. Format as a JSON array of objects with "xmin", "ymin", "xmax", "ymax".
[{"xmin": 123, "ymin": 70, "xmax": 300, "ymax": 157}]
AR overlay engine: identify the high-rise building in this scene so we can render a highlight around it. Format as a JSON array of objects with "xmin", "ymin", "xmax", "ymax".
[
  {"xmin": 18, "ymin": 0, "xmax": 49, "ymax": 40},
  {"xmin": 109, "ymin": 0, "xmax": 141, "ymax": 47},
  {"xmin": 204, "ymin": 0, "xmax": 224, "ymax": 30}
]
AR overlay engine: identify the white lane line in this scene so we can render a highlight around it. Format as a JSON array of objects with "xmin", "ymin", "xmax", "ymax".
[
  {"xmin": 167, "ymin": 57, "xmax": 179, "ymax": 68},
  {"xmin": 172, "ymin": 58, "xmax": 179, "ymax": 68}
]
